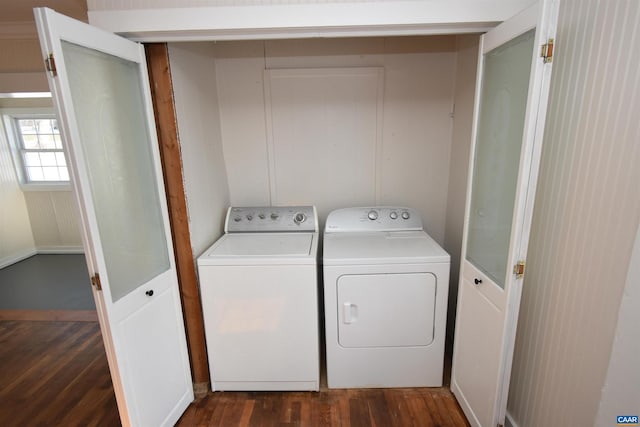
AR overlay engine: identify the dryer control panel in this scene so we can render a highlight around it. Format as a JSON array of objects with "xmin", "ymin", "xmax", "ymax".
[
  {"xmin": 225, "ymin": 206, "xmax": 318, "ymax": 233},
  {"xmin": 325, "ymin": 207, "xmax": 423, "ymax": 233}
]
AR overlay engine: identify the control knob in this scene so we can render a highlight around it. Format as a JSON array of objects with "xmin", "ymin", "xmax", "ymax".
[
  {"xmin": 294, "ymin": 212, "xmax": 306, "ymax": 225},
  {"xmin": 270, "ymin": 213, "xmax": 279, "ymax": 220},
  {"xmin": 401, "ymin": 211, "xmax": 410, "ymax": 220},
  {"xmin": 233, "ymin": 216, "xmax": 241, "ymax": 222},
  {"xmin": 368, "ymin": 210, "xmax": 379, "ymax": 220},
  {"xmin": 389, "ymin": 211, "xmax": 398, "ymax": 220}
]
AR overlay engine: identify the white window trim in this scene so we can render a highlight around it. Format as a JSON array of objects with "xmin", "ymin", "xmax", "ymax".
[{"xmin": 1, "ymin": 108, "xmax": 72, "ymax": 191}]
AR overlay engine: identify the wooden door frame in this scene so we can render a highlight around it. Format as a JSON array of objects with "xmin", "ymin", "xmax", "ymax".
[{"xmin": 145, "ymin": 43, "xmax": 209, "ymax": 398}]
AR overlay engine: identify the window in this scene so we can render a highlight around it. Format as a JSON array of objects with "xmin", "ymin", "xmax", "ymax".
[
  {"xmin": 15, "ymin": 117, "xmax": 69, "ymax": 182},
  {"xmin": 2, "ymin": 111, "xmax": 70, "ymax": 188}
]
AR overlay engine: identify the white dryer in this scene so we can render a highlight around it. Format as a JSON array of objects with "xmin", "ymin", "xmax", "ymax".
[
  {"xmin": 323, "ymin": 207, "xmax": 450, "ymax": 388},
  {"xmin": 197, "ymin": 206, "xmax": 319, "ymax": 391}
]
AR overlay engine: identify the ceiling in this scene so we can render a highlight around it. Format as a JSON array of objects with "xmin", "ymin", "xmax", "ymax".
[{"xmin": 0, "ymin": 0, "xmax": 87, "ymax": 23}]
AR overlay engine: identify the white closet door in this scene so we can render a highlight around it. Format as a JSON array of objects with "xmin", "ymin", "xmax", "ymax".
[
  {"xmin": 451, "ymin": 1, "xmax": 558, "ymax": 426},
  {"xmin": 35, "ymin": 8, "xmax": 193, "ymax": 426}
]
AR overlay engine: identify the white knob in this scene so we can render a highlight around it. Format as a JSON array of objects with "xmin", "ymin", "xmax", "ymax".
[
  {"xmin": 390, "ymin": 211, "xmax": 398, "ymax": 220},
  {"xmin": 401, "ymin": 211, "xmax": 410, "ymax": 220},
  {"xmin": 271, "ymin": 213, "xmax": 279, "ymax": 220},
  {"xmin": 368, "ymin": 210, "xmax": 378, "ymax": 220}
]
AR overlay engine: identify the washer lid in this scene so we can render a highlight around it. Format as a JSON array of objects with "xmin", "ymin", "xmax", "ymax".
[
  {"xmin": 323, "ymin": 231, "xmax": 449, "ymax": 265},
  {"xmin": 198, "ymin": 232, "xmax": 318, "ymax": 265}
]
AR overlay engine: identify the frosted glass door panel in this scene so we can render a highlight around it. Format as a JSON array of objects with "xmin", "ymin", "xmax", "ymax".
[
  {"xmin": 61, "ymin": 41, "xmax": 169, "ymax": 302},
  {"xmin": 466, "ymin": 30, "xmax": 535, "ymax": 288}
]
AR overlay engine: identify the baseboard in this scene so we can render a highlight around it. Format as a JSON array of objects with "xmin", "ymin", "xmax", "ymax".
[
  {"xmin": 37, "ymin": 246, "xmax": 84, "ymax": 254},
  {"xmin": 0, "ymin": 310, "xmax": 98, "ymax": 322},
  {"xmin": 505, "ymin": 411, "xmax": 519, "ymax": 427},
  {"xmin": 0, "ymin": 248, "xmax": 85, "ymax": 270},
  {"xmin": 0, "ymin": 248, "xmax": 37, "ymax": 269}
]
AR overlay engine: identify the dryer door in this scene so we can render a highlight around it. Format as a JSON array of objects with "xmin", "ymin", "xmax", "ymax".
[{"xmin": 337, "ymin": 272, "xmax": 436, "ymax": 348}]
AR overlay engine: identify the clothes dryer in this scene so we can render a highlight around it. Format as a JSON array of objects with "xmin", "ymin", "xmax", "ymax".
[{"xmin": 323, "ymin": 207, "xmax": 450, "ymax": 388}]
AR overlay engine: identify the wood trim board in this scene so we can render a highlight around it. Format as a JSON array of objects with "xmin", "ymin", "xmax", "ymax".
[{"xmin": 144, "ymin": 43, "xmax": 210, "ymax": 396}]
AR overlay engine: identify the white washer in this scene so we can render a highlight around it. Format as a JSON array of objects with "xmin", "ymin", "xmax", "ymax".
[
  {"xmin": 198, "ymin": 206, "xmax": 319, "ymax": 391},
  {"xmin": 323, "ymin": 207, "xmax": 450, "ymax": 388}
]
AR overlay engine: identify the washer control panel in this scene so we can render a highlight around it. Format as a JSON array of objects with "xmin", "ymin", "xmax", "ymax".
[
  {"xmin": 225, "ymin": 206, "xmax": 317, "ymax": 233},
  {"xmin": 325, "ymin": 207, "xmax": 423, "ymax": 233}
]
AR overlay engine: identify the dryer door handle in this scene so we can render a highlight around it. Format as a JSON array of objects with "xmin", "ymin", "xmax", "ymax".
[{"xmin": 343, "ymin": 302, "xmax": 358, "ymax": 324}]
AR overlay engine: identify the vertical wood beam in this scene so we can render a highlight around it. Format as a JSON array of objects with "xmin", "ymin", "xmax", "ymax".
[{"xmin": 144, "ymin": 43, "xmax": 209, "ymax": 398}]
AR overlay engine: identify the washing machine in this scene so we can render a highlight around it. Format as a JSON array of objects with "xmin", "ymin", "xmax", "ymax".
[
  {"xmin": 197, "ymin": 206, "xmax": 319, "ymax": 391},
  {"xmin": 323, "ymin": 207, "xmax": 450, "ymax": 388}
]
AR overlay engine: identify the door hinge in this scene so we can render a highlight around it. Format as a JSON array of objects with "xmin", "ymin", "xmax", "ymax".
[
  {"xmin": 44, "ymin": 53, "xmax": 57, "ymax": 77},
  {"xmin": 540, "ymin": 38, "xmax": 554, "ymax": 63},
  {"xmin": 90, "ymin": 273, "xmax": 102, "ymax": 291},
  {"xmin": 497, "ymin": 424, "xmax": 504, "ymax": 427},
  {"xmin": 514, "ymin": 261, "xmax": 526, "ymax": 279}
]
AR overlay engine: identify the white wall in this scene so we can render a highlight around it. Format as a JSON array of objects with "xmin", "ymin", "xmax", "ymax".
[
  {"xmin": 507, "ymin": 1, "xmax": 640, "ymax": 425},
  {"xmin": 0, "ymin": 117, "xmax": 35, "ymax": 267},
  {"xmin": 214, "ymin": 37, "xmax": 458, "ymax": 244},
  {"xmin": 0, "ymin": 103, "xmax": 83, "ymax": 257},
  {"xmin": 22, "ymin": 191, "xmax": 83, "ymax": 252},
  {"xmin": 596, "ymin": 223, "xmax": 640, "ymax": 426},
  {"xmin": 168, "ymin": 43, "xmax": 230, "ymax": 258},
  {"xmin": 265, "ymin": 66, "xmax": 383, "ymax": 219}
]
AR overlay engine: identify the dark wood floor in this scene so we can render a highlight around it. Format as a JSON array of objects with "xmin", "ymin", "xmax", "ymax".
[
  {"xmin": 0, "ymin": 320, "xmax": 119, "ymax": 427},
  {"xmin": 178, "ymin": 388, "xmax": 469, "ymax": 427},
  {"xmin": 0, "ymin": 320, "xmax": 469, "ymax": 427}
]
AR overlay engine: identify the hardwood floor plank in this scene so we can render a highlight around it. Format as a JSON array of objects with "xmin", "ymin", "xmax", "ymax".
[
  {"xmin": 421, "ymin": 391, "xmax": 446, "ymax": 426},
  {"xmin": 367, "ymin": 390, "xmax": 394, "ymax": 427},
  {"xmin": 407, "ymin": 392, "xmax": 436, "ymax": 427},
  {"xmin": 300, "ymin": 396, "xmax": 312, "ymax": 426},
  {"xmin": 312, "ymin": 393, "xmax": 332, "ymax": 427},
  {"xmin": 238, "ymin": 399, "xmax": 255, "ymax": 427},
  {"xmin": 349, "ymin": 392, "xmax": 371, "ymax": 427}
]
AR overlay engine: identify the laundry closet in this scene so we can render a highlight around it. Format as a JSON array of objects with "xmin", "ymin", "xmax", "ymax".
[
  {"xmin": 168, "ymin": 36, "xmax": 480, "ymax": 334},
  {"xmin": 33, "ymin": 0, "xmax": 563, "ymax": 422}
]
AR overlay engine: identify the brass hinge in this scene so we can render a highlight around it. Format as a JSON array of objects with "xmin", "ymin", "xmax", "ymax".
[
  {"xmin": 44, "ymin": 53, "xmax": 57, "ymax": 77},
  {"xmin": 90, "ymin": 273, "xmax": 102, "ymax": 291},
  {"xmin": 540, "ymin": 38, "xmax": 554, "ymax": 63},
  {"xmin": 514, "ymin": 261, "xmax": 526, "ymax": 279}
]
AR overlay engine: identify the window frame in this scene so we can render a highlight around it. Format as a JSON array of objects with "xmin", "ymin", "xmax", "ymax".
[{"xmin": 1, "ymin": 108, "xmax": 72, "ymax": 191}]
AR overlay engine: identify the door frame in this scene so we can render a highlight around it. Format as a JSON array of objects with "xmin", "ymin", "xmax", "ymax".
[{"xmin": 33, "ymin": 0, "xmax": 556, "ymax": 415}]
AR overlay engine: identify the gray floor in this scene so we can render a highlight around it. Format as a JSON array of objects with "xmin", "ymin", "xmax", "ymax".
[{"xmin": 0, "ymin": 254, "xmax": 95, "ymax": 311}]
